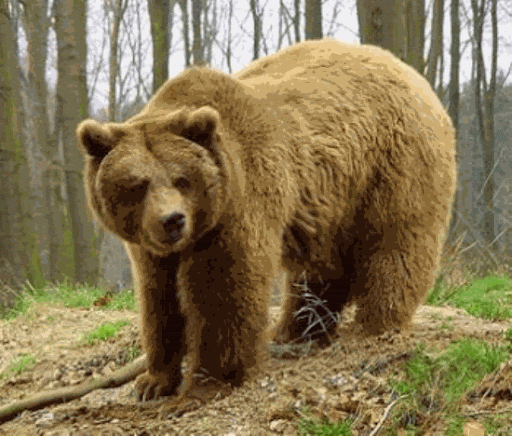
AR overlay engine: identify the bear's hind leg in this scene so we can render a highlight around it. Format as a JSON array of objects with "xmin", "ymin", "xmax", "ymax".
[{"xmin": 353, "ymin": 230, "xmax": 440, "ymax": 335}]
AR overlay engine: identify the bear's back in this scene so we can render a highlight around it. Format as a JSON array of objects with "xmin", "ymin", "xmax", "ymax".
[
  {"xmin": 236, "ymin": 40, "xmax": 446, "ymax": 117},
  {"xmin": 235, "ymin": 39, "xmax": 419, "ymax": 92},
  {"xmin": 236, "ymin": 39, "xmax": 454, "ymax": 162}
]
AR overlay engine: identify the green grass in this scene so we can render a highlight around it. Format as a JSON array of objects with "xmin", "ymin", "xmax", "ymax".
[
  {"xmin": 384, "ymin": 338, "xmax": 511, "ymax": 434},
  {"xmin": 483, "ymin": 414, "xmax": 512, "ymax": 435},
  {"xmin": 390, "ymin": 339, "xmax": 509, "ymax": 403},
  {"xmin": 0, "ymin": 353, "xmax": 36, "ymax": 379},
  {"xmin": 298, "ymin": 407, "xmax": 353, "ymax": 435},
  {"xmin": 0, "ymin": 280, "xmax": 137, "ymax": 320},
  {"xmin": 427, "ymin": 274, "xmax": 512, "ymax": 320},
  {"xmin": 81, "ymin": 320, "xmax": 131, "ymax": 345},
  {"xmin": 127, "ymin": 343, "xmax": 141, "ymax": 360}
]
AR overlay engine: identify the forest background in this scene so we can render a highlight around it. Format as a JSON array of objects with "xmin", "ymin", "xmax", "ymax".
[{"xmin": 0, "ymin": 0, "xmax": 511, "ymax": 306}]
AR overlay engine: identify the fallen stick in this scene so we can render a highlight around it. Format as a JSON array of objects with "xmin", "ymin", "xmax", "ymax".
[{"xmin": 0, "ymin": 355, "xmax": 147, "ymax": 424}]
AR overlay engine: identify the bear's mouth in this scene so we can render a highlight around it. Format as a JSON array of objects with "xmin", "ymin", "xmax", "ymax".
[{"xmin": 141, "ymin": 232, "xmax": 174, "ymax": 255}]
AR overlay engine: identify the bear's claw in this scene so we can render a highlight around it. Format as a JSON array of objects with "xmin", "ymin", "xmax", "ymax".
[{"xmin": 134, "ymin": 372, "xmax": 179, "ymax": 402}]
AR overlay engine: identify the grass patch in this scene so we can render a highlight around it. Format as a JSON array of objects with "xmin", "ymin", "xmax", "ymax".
[
  {"xmin": 386, "ymin": 339, "xmax": 510, "ymax": 433},
  {"xmin": 0, "ymin": 353, "xmax": 36, "ymax": 379},
  {"xmin": 127, "ymin": 343, "xmax": 141, "ymax": 361},
  {"xmin": 0, "ymin": 280, "xmax": 136, "ymax": 320},
  {"xmin": 449, "ymin": 275, "xmax": 512, "ymax": 320},
  {"xmin": 101, "ymin": 289, "xmax": 137, "ymax": 311},
  {"xmin": 443, "ymin": 414, "xmax": 465, "ymax": 436},
  {"xmin": 81, "ymin": 320, "xmax": 131, "ymax": 345},
  {"xmin": 391, "ymin": 339, "xmax": 509, "ymax": 403},
  {"xmin": 426, "ymin": 274, "xmax": 512, "ymax": 320},
  {"xmin": 483, "ymin": 414, "xmax": 512, "ymax": 435},
  {"xmin": 297, "ymin": 407, "xmax": 353, "ymax": 435}
]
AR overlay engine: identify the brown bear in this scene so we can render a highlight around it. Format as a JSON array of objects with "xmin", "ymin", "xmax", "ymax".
[{"xmin": 76, "ymin": 39, "xmax": 456, "ymax": 402}]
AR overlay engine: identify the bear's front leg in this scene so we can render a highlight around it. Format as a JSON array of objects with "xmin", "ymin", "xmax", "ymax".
[
  {"xmin": 126, "ymin": 245, "xmax": 188, "ymax": 401},
  {"xmin": 178, "ymin": 245, "xmax": 274, "ymax": 389}
]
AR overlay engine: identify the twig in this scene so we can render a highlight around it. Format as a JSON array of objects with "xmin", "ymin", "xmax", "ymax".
[{"xmin": 369, "ymin": 395, "xmax": 409, "ymax": 436}]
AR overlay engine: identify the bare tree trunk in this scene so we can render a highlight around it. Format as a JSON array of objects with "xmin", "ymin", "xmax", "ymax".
[
  {"xmin": 305, "ymin": 0, "xmax": 322, "ymax": 40},
  {"xmin": 447, "ymin": 0, "xmax": 460, "ymax": 238},
  {"xmin": 225, "ymin": 0, "xmax": 233, "ymax": 72},
  {"xmin": 191, "ymin": 0, "xmax": 204, "ymax": 65},
  {"xmin": 250, "ymin": 0, "xmax": 261, "ymax": 60},
  {"xmin": 107, "ymin": 0, "xmax": 128, "ymax": 122},
  {"xmin": 294, "ymin": 0, "xmax": 300, "ymax": 42},
  {"xmin": 426, "ymin": 0, "xmax": 444, "ymax": 88},
  {"xmin": 485, "ymin": 0, "xmax": 497, "ymax": 247},
  {"xmin": 437, "ymin": 31, "xmax": 445, "ymax": 98},
  {"xmin": 357, "ymin": 0, "xmax": 425, "ymax": 71},
  {"xmin": 148, "ymin": 0, "xmax": 173, "ymax": 92},
  {"xmin": 180, "ymin": 0, "xmax": 191, "ymax": 67},
  {"xmin": 22, "ymin": 0, "xmax": 57, "ymax": 283},
  {"xmin": 0, "ymin": 0, "xmax": 43, "ymax": 289},
  {"xmin": 202, "ymin": 0, "xmax": 216, "ymax": 64},
  {"xmin": 55, "ymin": 0, "xmax": 99, "ymax": 285},
  {"xmin": 278, "ymin": 0, "xmax": 284, "ymax": 49},
  {"xmin": 472, "ymin": 0, "xmax": 497, "ymax": 247},
  {"xmin": 357, "ymin": 0, "xmax": 394, "ymax": 49},
  {"xmin": 403, "ymin": 0, "xmax": 425, "ymax": 72}
]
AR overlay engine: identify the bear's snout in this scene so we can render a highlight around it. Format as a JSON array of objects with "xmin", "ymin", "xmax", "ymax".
[{"xmin": 163, "ymin": 212, "xmax": 186, "ymax": 242}]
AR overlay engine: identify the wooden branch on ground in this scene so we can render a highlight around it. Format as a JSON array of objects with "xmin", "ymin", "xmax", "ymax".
[{"xmin": 0, "ymin": 355, "xmax": 147, "ymax": 424}]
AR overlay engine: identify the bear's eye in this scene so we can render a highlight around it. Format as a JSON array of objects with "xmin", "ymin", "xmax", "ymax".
[
  {"xmin": 125, "ymin": 179, "xmax": 150, "ymax": 192},
  {"xmin": 116, "ymin": 179, "xmax": 149, "ymax": 203},
  {"xmin": 174, "ymin": 177, "xmax": 191, "ymax": 190}
]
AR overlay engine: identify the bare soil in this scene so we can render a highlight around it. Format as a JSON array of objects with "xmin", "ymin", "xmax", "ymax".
[{"xmin": 0, "ymin": 302, "xmax": 511, "ymax": 435}]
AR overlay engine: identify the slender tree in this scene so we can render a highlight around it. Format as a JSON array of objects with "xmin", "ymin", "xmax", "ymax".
[
  {"xmin": 224, "ymin": 0, "xmax": 233, "ymax": 72},
  {"xmin": 0, "ymin": 0, "xmax": 43, "ymax": 288},
  {"xmin": 55, "ymin": 0, "xmax": 99, "ymax": 285},
  {"xmin": 107, "ymin": 0, "xmax": 128, "ymax": 122},
  {"xmin": 426, "ymin": 0, "xmax": 444, "ymax": 88},
  {"xmin": 22, "ymin": 0, "xmax": 58, "ymax": 282},
  {"xmin": 357, "ymin": 0, "xmax": 394, "ymax": 49},
  {"xmin": 294, "ymin": 0, "xmax": 300, "ymax": 42},
  {"xmin": 201, "ymin": 0, "xmax": 217, "ymax": 64},
  {"xmin": 447, "ymin": 0, "xmax": 460, "ymax": 238},
  {"xmin": 403, "ymin": 0, "xmax": 425, "ymax": 72},
  {"xmin": 357, "ymin": 0, "xmax": 424, "ymax": 72},
  {"xmin": 472, "ymin": 0, "xmax": 498, "ymax": 246},
  {"xmin": 305, "ymin": 0, "xmax": 322, "ymax": 40},
  {"xmin": 180, "ymin": 0, "xmax": 191, "ymax": 66},
  {"xmin": 192, "ymin": 0, "xmax": 204, "ymax": 64},
  {"xmin": 250, "ymin": 0, "xmax": 262, "ymax": 60},
  {"xmin": 148, "ymin": 0, "xmax": 173, "ymax": 92}
]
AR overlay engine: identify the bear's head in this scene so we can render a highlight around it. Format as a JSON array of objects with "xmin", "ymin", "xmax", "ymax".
[{"xmin": 77, "ymin": 106, "xmax": 237, "ymax": 255}]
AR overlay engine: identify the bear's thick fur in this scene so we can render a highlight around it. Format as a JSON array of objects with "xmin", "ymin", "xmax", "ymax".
[{"xmin": 77, "ymin": 39, "xmax": 456, "ymax": 401}]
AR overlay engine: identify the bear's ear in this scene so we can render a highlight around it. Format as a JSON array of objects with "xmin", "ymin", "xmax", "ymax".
[
  {"xmin": 76, "ymin": 119, "xmax": 119, "ymax": 159},
  {"xmin": 167, "ymin": 106, "xmax": 221, "ymax": 149}
]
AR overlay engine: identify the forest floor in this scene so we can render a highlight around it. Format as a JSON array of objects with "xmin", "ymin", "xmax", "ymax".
[{"xmin": 1, "ymin": 296, "xmax": 512, "ymax": 436}]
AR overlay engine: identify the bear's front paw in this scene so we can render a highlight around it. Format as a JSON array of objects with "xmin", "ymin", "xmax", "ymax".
[{"xmin": 134, "ymin": 371, "xmax": 180, "ymax": 402}]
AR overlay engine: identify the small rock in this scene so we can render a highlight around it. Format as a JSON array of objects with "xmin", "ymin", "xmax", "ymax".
[
  {"xmin": 35, "ymin": 412, "xmax": 54, "ymax": 426},
  {"xmin": 269, "ymin": 419, "xmax": 287, "ymax": 432}
]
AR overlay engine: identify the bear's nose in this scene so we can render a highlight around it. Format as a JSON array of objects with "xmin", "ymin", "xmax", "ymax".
[{"xmin": 163, "ymin": 212, "xmax": 186, "ymax": 242}]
